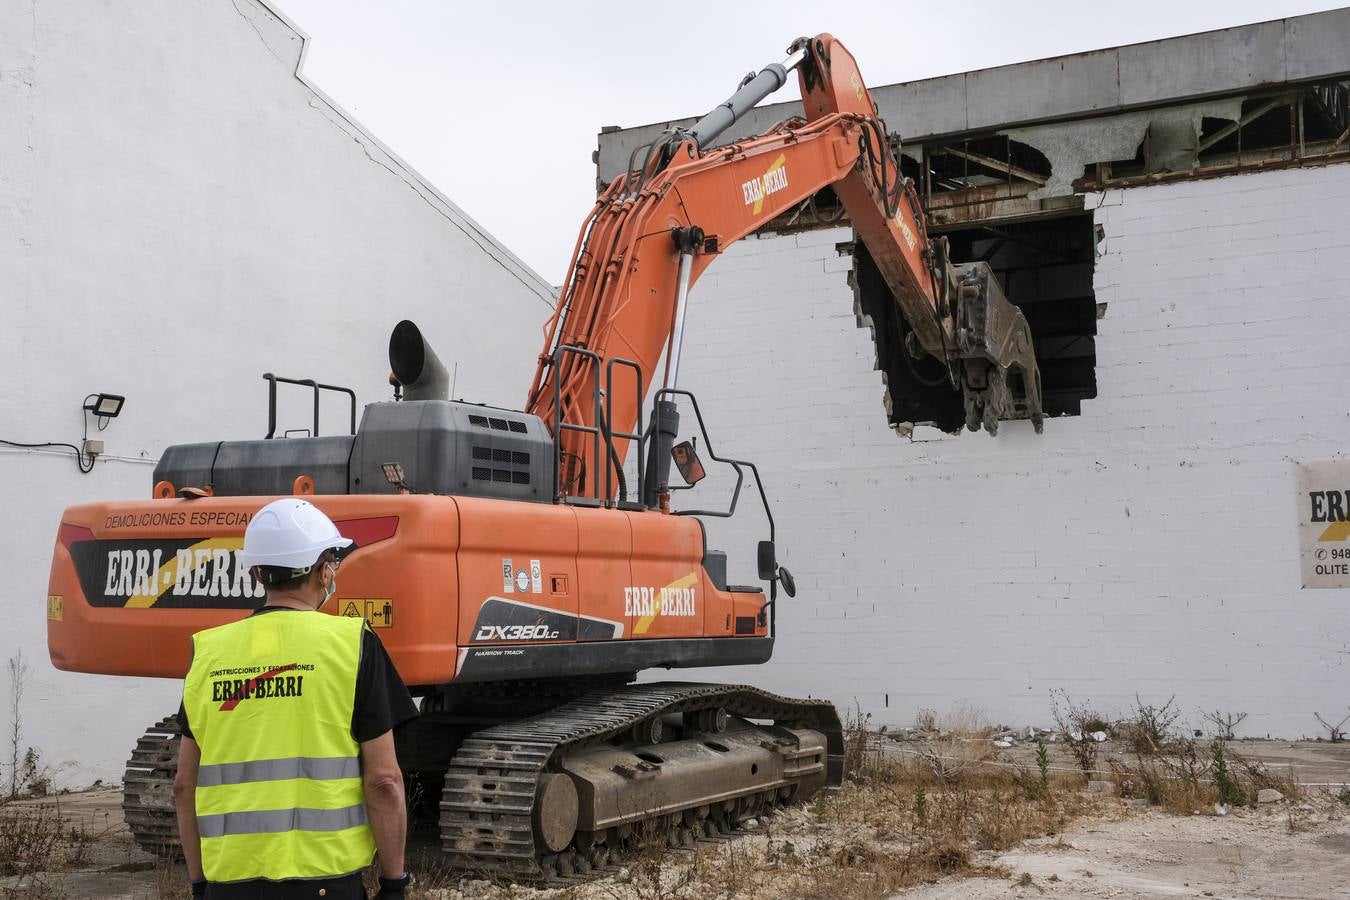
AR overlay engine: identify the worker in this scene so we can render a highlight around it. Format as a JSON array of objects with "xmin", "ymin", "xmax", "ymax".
[{"xmin": 172, "ymin": 498, "xmax": 419, "ymax": 898}]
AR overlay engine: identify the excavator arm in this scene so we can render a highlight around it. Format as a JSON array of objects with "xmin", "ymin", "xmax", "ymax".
[{"xmin": 528, "ymin": 34, "xmax": 1043, "ymax": 500}]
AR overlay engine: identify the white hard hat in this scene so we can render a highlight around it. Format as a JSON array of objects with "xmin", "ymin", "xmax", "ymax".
[{"xmin": 239, "ymin": 498, "xmax": 353, "ymax": 570}]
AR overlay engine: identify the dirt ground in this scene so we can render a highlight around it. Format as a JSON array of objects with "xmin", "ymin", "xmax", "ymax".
[
  {"xmin": 904, "ymin": 802, "xmax": 1350, "ymax": 899},
  {"xmin": 3, "ymin": 740, "xmax": 1349, "ymax": 899}
]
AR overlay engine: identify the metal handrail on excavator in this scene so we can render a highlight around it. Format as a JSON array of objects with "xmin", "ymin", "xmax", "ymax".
[
  {"xmin": 261, "ymin": 373, "xmax": 356, "ymax": 439},
  {"xmin": 550, "ymin": 344, "xmax": 645, "ymax": 507}
]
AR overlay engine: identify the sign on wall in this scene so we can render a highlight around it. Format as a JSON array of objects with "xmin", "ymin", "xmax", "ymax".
[{"xmin": 1299, "ymin": 461, "xmax": 1350, "ymax": 588}]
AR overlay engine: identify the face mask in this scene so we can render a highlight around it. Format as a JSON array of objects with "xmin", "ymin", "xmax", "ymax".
[{"xmin": 320, "ymin": 563, "xmax": 337, "ymax": 608}]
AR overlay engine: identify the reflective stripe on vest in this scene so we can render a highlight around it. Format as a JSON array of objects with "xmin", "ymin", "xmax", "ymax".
[
  {"xmin": 197, "ymin": 755, "xmax": 363, "ymax": 787},
  {"xmin": 197, "ymin": 803, "xmax": 369, "ymax": 838},
  {"xmin": 183, "ymin": 611, "xmax": 375, "ymax": 882}
]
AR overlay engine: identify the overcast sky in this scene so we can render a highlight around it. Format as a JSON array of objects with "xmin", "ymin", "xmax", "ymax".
[{"xmin": 271, "ymin": 1, "xmax": 1346, "ymax": 283}]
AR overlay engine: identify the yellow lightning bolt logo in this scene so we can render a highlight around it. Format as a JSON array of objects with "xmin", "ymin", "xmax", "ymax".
[
  {"xmin": 741, "ymin": 154, "xmax": 789, "ymax": 215},
  {"xmin": 1319, "ymin": 522, "xmax": 1350, "ymax": 542},
  {"xmin": 125, "ymin": 537, "xmax": 244, "ymax": 608}
]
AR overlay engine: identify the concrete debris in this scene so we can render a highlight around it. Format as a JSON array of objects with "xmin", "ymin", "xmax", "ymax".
[
  {"xmin": 886, "ymin": 727, "xmax": 922, "ymax": 742},
  {"xmin": 1124, "ymin": 798, "xmax": 1149, "ymax": 808},
  {"xmin": 888, "ymin": 724, "xmax": 1063, "ymax": 743},
  {"xmin": 993, "ymin": 739, "xmax": 1014, "ymax": 749},
  {"xmin": 1091, "ymin": 731, "xmax": 1108, "ymax": 743},
  {"xmin": 1087, "ymin": 780, "xmax": 1116, "ymax": 794},
  {"xmin": 1214, "ymin": 803, "xmax": 1230, "ymax": 816},
  {"xmin": 1257, "ymin": 789, "xmax": 1285, "ymax": 804}
]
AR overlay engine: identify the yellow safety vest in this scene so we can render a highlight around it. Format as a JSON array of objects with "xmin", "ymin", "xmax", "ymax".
[{"xmin": 182, "ymin": 611, "xmax": 375, "ymax": 883}]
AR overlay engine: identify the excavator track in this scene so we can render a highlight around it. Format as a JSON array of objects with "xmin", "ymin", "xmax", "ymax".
[
  {"xmin": 122, "ymin": 715, "xmax": 182, "ymax": 857},
  {"xmin": 439, "ymin": 682, "xmax": 842, "ymax": 878}
]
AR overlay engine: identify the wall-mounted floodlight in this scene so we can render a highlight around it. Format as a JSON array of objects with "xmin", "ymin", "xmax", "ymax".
[
  {"xmin": 381, "ymin": 462, "xmax": 412, "ymax": 494},
  {"xmin": 84, "ymin": 393, "xmax": 125, "ymax": 419}
]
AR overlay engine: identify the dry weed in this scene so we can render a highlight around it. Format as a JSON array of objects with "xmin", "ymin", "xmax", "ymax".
[
  {"xmin": 153, "ymin": 859, "xmax": 191, "ymax": 900},
  {"xmin": 1050, "ymin": 690, "xmax": 1108, "ymax": 781},
  {"xmin": 0, "ymin": 802, "xmax": 65, "ymax": 878},
  {"xmin": 1228, "ymin": 747, "xmax": 1302, "ymax": 801},
  {"xmin": 1102, "ymin": 737, "xmax": 1305, "ymax": 814},
  {"xmin": 919, "ymin": 703, "xmax": 997, "ymax": 783},
  {"xmin": 842, "ymin": 703, "xmax": 871, "ymax": 779},
  {"xmin": 1116, "ymin": 696, "xmax": 1181, "ymax": 756}
]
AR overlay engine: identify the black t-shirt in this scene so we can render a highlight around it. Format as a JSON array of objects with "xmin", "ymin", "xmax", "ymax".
[{"xmin": 176, "ymin": 606, "xmax": 418, "ymax": 744}]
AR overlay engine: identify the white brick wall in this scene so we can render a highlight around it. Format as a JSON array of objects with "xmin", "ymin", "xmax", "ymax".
[
  {"xmin": 672, "ymin": 164, "xmax": 1350, "ymax": 738},
  {"xmin": 0, "ymin": 0, "xmax": 552, "ymax": 785}
]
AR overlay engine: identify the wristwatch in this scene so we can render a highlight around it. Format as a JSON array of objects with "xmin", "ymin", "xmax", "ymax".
[
  {"xmin": 377, "ymin": 872, "xmax": 412, "ymax": 893},
  {"xmin": 190, "ymin": 881, "xmax": 207, "ymax": 898}
]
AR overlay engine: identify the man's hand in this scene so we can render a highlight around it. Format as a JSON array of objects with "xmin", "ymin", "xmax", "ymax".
[{"xmin": 375, "ymin": 871, "xmax": 411, "ymax": 897}]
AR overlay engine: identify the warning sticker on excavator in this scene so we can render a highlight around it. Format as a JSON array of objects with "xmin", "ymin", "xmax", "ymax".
[
  {"xmin": 1298, "ymin": 461, "xmax": 1350, "ymax": 588},
  {"xmin": 340, "ymin": 599, "xmax": 395, "ymax": 628},
  {"xmin": 47, "ymin": 595, "xmax": 63, "ymax": 622}
]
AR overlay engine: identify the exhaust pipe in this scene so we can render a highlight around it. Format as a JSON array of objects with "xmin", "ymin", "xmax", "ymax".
[{"xmin": 389, "ymin": 320, "xmax": 450, "ymax": 401}]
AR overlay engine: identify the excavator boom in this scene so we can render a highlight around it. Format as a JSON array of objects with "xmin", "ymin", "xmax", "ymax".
[{"xmin": 529, "ymin": 35, "xmax": 1043, "ymax": 499}]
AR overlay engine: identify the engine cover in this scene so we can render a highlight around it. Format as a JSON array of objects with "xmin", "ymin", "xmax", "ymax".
[
  {"xmin": 152, "ymin": 400, "xmax": 555, "ymax": 503},
  {"xmin": 349, "ymin": 400, "xmax": 553, "ymax": 502}
]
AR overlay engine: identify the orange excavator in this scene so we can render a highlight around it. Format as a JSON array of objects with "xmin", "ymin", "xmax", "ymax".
[{"xmin": 45, "ymin": 35, "xmax": 1042, "ymax": 877}]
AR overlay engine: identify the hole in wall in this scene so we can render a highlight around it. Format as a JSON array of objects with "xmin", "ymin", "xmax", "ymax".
[
  {"xmin": 854, "ymin": 212, "xmax": 1099, "ymax": 431},
  {"xmin": 946, "ymin": 214, "xmax": 1099, "ymax": 418}
]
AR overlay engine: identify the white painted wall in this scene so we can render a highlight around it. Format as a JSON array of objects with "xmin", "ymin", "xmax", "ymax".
[
  {"xmin": 674, "ymin": 164, "xmax": 1350, "ymax": 738},
  {"xmin": 0, "ymin": 0, "xmax": 553, "ymax": 785}
]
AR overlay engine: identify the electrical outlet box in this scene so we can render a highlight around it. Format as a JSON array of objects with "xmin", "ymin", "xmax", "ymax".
[{"xmin": 83, "ymin": 439, "xmax": 104, "ymax": 457}]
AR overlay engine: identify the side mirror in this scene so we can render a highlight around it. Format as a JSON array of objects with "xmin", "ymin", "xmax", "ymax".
[
  {"xmin": 757, "ymin": 541, "xmax": 776, "ymax": 581},
  {"xmin": 758, "ymin": 541, "xmax": 796, "ymax": 598},
  {"xmin": 671, "ymin": 440, "xmax": 706, "ymax": 486}
]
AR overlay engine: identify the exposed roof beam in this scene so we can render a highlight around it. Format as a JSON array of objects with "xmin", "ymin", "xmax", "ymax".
[
  {"xmin": 934, "ymin": 146, "xmax": 1049, "ymax": 185},
  {"xmin": 1197, "ymin": 97, "xmax": 1285, "ymax": 152}
]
